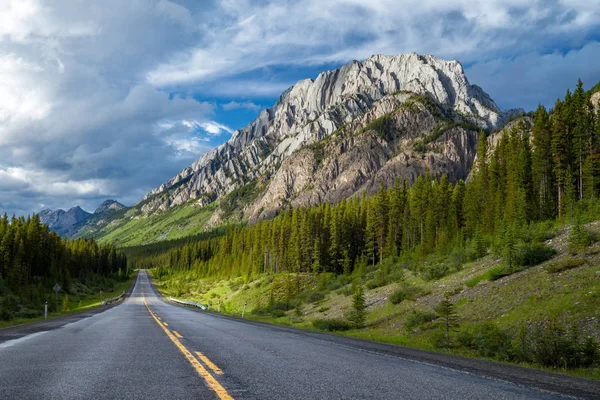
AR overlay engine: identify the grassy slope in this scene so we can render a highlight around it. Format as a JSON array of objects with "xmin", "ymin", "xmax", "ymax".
[
  {"xmin": 0, "ymin": 274, "xmax": 135, "ymax": 329},
  {"xmin": 97, "ymin": 203, "xmax": 216, "ymax": 246},
  {"xmin": 151, "ymin": 222, "xmax": 600, "ymax": 379}
]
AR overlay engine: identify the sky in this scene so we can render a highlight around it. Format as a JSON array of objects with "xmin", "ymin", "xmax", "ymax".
[{"xmin": 0, "ymin": 0, "xmax": 599, "ymax": 216}]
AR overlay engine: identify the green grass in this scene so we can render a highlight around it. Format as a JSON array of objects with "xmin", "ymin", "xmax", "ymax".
[
  {"xmin": 465, "ymin": 266, "xmax": 507, "ymax": 287},
  {"xmin": 0, "ymin": 275, "xmax": 135, "ymax": 329},
  {"xmin": 149, "ymin": 223, "xmax": 600, "ymax": 380},
  {"xmin": 97, "ymin": 203, "xmax": 216, "ymax": 246}
]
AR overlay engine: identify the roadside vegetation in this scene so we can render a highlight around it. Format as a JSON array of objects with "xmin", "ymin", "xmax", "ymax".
[{"xmin": 0, "ymin": 214, "xmax": 129, "ymax": 327}]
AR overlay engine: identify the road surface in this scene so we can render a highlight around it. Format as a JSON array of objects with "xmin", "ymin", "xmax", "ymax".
[{"xmin": 1, "ymin": 270, "xmax": 598, "ymax": 399}]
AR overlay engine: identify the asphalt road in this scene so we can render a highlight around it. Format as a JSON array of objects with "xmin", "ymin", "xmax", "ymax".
[{"xmin": 1, "ymin": 270, "xmax": 598, "ymax": 400}]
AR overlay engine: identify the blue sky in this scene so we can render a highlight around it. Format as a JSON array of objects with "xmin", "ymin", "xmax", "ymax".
[{"xmin": 0, "ymin": 0, "xmax": 599, "ymax": 216}]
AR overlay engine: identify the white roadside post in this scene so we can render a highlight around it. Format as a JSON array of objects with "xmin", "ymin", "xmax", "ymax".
[
  {"xmin": 218, "ymin": 301, "xmax": 221, "ymax": 313},
  {"xmin": 44, "ymin": 301, "xmax": 48, "ymax": 320},
  {"xmin": 242, "ymin": 301, "xmax": 247, "ymax": 318}
]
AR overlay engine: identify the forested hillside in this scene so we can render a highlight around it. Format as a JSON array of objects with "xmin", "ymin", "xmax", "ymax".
[
  {"xmin": 131, "ymin": 80, "xmax": 600, "ymax": 280},
  {"xmin": 135, "ymin": 80, "xmax": 600, "ymax": 376},
  {"xmin": 0, "ymin": 214, "xmax": 128, "ymax": 322}
]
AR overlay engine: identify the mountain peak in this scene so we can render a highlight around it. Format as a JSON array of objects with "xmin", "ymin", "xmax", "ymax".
[
  {"xmin": 139, "ymin": 52, "xmax": 521, "ymax": 217},
  {"xmin": 94, "ymin": 200, "xmax": 126, "ymax": 215}
]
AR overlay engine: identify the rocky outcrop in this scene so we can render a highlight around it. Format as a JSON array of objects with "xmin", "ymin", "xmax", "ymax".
[
  {"xmin": 246, "ymin": 100, "xmax": 481, "ymax": 222},
  {"xmin": 592, "ymin": 91, "xmax": 600, "ymax": 114},
  {"xmin": 140, "ymin": 53, "xmax": 523, "ymax": 215}
]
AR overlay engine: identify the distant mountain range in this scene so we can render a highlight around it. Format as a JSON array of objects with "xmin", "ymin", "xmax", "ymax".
[
  {"xmin": 38, "ymin": 52, "xmax": 599, "ymax": 246},
  {"xmin": 39, "ymin": 200, "xmax": 126, "ymax": 238}
]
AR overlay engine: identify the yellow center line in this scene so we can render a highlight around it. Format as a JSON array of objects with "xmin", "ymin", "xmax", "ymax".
[
  {"xmin": 195, "ymin": 351, "xmax": 224, "ymax": 375},
  {"xmin": 173, "ymin": 330, "xmax": 183, "ymax": 338},
  {"xmin": 143, "ymin": 296, "xmax": 234, "ymax": 400},
  {"xmin": 163, "ymin": 321, "xmax": 169, "ymax": 326}
]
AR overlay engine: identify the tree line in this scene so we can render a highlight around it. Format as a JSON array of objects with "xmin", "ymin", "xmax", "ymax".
[
  {"xmin": 0, "ymin": 213, "xmax": 127, "ymax": 294},
  {"xmin": 130, "ymin": 80, "xmax": 600, "ymax": 279}
]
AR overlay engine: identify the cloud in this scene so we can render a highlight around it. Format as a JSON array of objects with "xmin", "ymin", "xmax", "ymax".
[
  {"xmin": 1, "ymin": 0, "xmax": 599, "ymax": 216},
  {"xmin": 146, "ymin": 0, "xmax": 600, "ymax": 89},
  {"xmin": 199, "ymin": 121, "xmax": 234, "ymax": 135},
  {"xmin": 466, "ymin": 41, "xmax": 600, "ymax": 110},
  {"xmin": 222, "ymin": 101, "xmax": 262, "ymax": 111},
  {"xmin": 0, "ymin": 0, "xmax": 221, "ymax": 215}
]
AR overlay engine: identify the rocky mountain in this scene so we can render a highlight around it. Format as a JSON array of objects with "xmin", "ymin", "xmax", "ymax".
[
  {"xmin": 94, "ymin": 200, "xmax": 127, "ymax": 215},
  {"xmin": 139, "ymin": 53, "xmax": 521, "ymax": 218},
  {"xmin": 39, "ymin": 206, "xmax": 92, "ymax": 237},
  {"xmin": 68, "ymin": 52, "xmax": 531, "ymax": 245},
  {"xmin": 39, "ymin": 200, "xmax": 127, "ymax": 238}
]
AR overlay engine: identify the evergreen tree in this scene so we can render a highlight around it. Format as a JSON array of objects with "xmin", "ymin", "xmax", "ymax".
[{"xmin": 435, "ymin": 295, "xmax": 458, "ymax": 348}]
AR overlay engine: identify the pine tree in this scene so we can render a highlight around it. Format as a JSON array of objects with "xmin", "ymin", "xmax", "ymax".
[
  {"xmin": 552, "ymin": 99, "xmax": 570, "ymax": 218},
  {"xmin": 532, "ymin": 104, "xmax": 555, "ymax": 219},
  {"xmin": 350, "ymin": 284, "xmax": 366, "ymax": 328},
  {"xmin": 435, "ymin": 295, "xmax": 458, "ymax": 348}
]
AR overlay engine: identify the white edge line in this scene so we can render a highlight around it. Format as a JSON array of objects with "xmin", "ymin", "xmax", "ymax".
[{"xmin": 0, "ymin": 331, "xmax": 48, "ymax": 350}]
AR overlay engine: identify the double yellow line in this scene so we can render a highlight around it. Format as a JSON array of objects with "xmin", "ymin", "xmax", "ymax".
[{"xmin": 143, "ymin": 296, "xmax": 234, "ymax": 400}]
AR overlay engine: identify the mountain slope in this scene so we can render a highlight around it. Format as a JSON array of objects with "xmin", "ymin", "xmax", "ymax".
[
  {"xmin": 140, "ymin": 53, "xmax": 521, "ymax": 215},
  {"xmin": 92, "ymin": 53, "xmax": 524, "ymax": 245}
]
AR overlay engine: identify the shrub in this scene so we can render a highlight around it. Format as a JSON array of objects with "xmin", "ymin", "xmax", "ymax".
[
  {"xmin": 312, "ymin": 319, "xmax": 352, "ymax": 331},
  {"xmin": 18, "ymin": 309, "xmax": 42, "ymax": 319},
  {"xmin": 487, "ymin": 266, "xmax": 510, "ymax": 281},
  {"xmin": 546, "ymin": 258, "xmax": 586, "ymax": 274},
  {"xmin": 299, "ymin": 290, "xmax": 326, "ymax": 303},
  {"xmin": 513, "ymin": 242, "xmax": 556, "ymax": 267},
  {"xmin": 0, "ymin": 307, "xmax": 13, "ymax": 321},
  {"xmin": 404, "ymin": 310, "xmax": 437, "ymax": 330},
  {"xmin": 366, "ymin": 269, "xmax": 389, "ymax": 289},
  {"xmin": 389, "ymin": 284, "xmax": 420, "ymax": 305},
  {"xmin": 530, "ymin": 319, "xmax": 599, "ymax": 368},
  {"xmin": 420, "ymin": 263, "xmax": 449, "ymax": 281},
  {"xmin": 456, "ymin": 326, "xmax": 476, "ymax": 349},
  {"xmin": 568, "ymin": 224, "xmax": 597, "ymax": 254},
  {"xmin": 475, "ymin": 323, "xmax": 511, "ymax": 360}
]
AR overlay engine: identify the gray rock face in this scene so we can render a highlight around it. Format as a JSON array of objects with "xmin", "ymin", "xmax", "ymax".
[
  {"xmin": 39, "ymin": 206, "xmax": 92, "ymax": 237},
  {"xmin": 592, "ymin": 91, "xmax": 600, "ymax": 114},
  {"xmin": 141, "ymin": 52, "xmax": 523, "ymax": 220}
]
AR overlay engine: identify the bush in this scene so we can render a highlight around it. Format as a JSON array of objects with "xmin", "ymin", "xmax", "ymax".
[
  {"xmin": 546, "ymin": 258, "xmax": 586, "ymax": 274},
  {"xmin": 366, "ymin": 269, "xmax": 389, "ymax": 289},
  {"xmin": 513, "ymin": 242, "xmax": 556, "ymax": 267},
  {"xmin": 530, "ymin": 319, "xmax": 599, "ymax": 368},
  {"xmin": 456, "ymin": 326, "xmax": 476, "ymax": 348},
  {"xmin": 0, "ymin": 307, "xmax": 13, "ymax": 321},
  {"xmin": 251, "ymin": 300, "xmax": 293, "ymax": 317},
  {"xmin": 420, "ymin": 263, "xmax": 450, "ymax": 281},
  {"xmin": 312, "ymin": 319, "xmax": 352, "ymax": 331},
  {"xmin": 568, "ymin": 224, "xmax": 597, "ymax": 254},
  {"xmin": 298, "ymin": 290, "xmax": 325, "ymax": 303},
  {"xmin": 404, "ymin": 309, "xmax": 437, "ymax": 330},
  {"xmin": 475, "ymin": 323, "xmax": 511, "ymax": 360},
  {"xmin": 389, "ymin": 284, "xmax": 420, "ymax": 305},
  {"xmin": 18, "ymin": 309, "xmax": 42, "ymax": 319}
]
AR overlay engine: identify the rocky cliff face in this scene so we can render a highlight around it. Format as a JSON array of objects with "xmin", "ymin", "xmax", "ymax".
[{"xmin": 140, "ymin": 53, "xmax": 523, "ymax": 217}]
